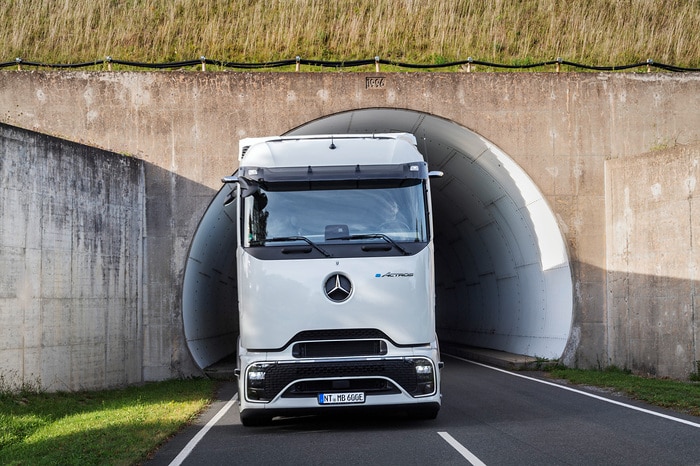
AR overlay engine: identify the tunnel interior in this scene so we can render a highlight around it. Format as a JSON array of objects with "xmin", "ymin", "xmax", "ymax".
[{"xmin": 182, "ymin": 109, "xmax": 573, "ymax": 370}]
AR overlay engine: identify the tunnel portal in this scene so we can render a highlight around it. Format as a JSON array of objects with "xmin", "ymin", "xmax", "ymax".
[{"xmin": 182, "ymin": 109, "xmax": 573, "ymax": 369}]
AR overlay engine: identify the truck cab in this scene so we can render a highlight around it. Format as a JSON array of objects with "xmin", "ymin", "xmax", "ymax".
[{"xmin": 223, "ymin": 133, "xmax": 443, "ymax": 425}]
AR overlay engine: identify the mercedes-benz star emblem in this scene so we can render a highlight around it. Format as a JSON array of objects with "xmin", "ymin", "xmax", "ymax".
[{"xmin": 324, "ymin": 273, "xmax": 352, "ymax": 302}]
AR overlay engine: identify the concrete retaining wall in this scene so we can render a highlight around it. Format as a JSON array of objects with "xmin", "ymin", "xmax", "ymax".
[
  {"xmin": 606, "ymin": 144, "xmax": 700, "ymax": 377},
  {"xmin": 0, "ymin": 123, "xmax": 144, "ymax": 391}
]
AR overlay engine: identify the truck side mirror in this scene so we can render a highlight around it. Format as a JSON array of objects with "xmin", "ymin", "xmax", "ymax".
[
  {"xmin": 221, "ymin": 175, "xmax": 261, "ymax": 206},
  {"xmin": 223, "ymin": 189, "xmax": 236, "ymax": 207},
  {"xmin": 239, "ymin": 177, "xmax": 260, "ymax": 198}
]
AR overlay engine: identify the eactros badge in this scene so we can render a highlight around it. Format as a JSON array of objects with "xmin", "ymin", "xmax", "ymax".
[
  {"xmin": 375, "ymin": 272, "xmax": 414, "ymax": 278},
  {"xmin": 324, "ymin": 273, "xmax": 352, "ymax": 302}
]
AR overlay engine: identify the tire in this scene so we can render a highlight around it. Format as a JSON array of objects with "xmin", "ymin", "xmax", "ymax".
[
  {"xmin": 409, "ymin": 405, "xmax": 440, "ymax": 420},
  {"xmin": 240, "ymin": 410, "xmax": 272, "ymax": 427}
]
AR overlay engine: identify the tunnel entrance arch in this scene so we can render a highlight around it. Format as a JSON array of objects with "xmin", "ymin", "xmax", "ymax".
[{"xmin": 183, "ymin": 108, "xmax": 573, "ymax": 370}]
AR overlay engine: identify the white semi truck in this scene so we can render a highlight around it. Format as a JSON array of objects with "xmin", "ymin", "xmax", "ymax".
[{"xmin": 222, "ymin": 133, "xmax": 443, "ymax": 426}]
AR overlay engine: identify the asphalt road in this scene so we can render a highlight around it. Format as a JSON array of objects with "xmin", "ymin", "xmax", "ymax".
[{"xmin": 147, "ymin": 355, "xmax": 700, "ymax": 465}]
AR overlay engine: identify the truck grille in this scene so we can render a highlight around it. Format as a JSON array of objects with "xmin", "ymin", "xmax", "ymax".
[
  {"xmin": 283, "ymin": 378, "xmax": 399, "ymax": 397},
  {"xmin": 260, "ymin": 359, "xmax": 418, "ymax": 400}
]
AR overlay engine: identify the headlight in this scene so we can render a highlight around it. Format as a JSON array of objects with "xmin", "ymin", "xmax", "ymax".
[
  {"xmin": 412, "ymin": 359, "xmax": 436, "ymax": 396},
  {"xmin": 246, "ymin": 363, "xmax": 272, "ymax": 401}
]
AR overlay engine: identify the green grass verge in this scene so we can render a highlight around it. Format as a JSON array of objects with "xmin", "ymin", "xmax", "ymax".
[
  {"xmin": 0, "ymin": 378, "xmax": 216, "ymax": 466},
  {"xmin": 546, "ymin": 366, "xmax": 700, "ymax": 417}
]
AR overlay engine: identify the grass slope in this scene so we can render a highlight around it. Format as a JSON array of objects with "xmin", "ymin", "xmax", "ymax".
[{"xmin": 1, "ymin": 0, "xmax": 699, "ymax": 68}]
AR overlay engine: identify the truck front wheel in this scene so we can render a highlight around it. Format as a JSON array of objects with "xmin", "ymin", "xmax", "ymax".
[
  {"xmin": 239, "ymin": 410, "xmax": 272, "ymax": 427},
  {"xmin": 409, "ymin": 404, "xmax": 440, "ymax": 420}
]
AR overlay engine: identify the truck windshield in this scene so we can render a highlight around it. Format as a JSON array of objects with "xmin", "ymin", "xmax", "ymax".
[{"xmin": 243, "ymin": 179, "xmax": 428, "ymax": 247}]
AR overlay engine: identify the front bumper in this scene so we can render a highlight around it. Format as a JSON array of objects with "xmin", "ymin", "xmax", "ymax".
[{"xmin": 237, "ymin": 348, "xmax": 442, "ymax": 418}]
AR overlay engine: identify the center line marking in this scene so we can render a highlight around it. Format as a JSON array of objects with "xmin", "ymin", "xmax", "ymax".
[{"xmin": 438, "ymin": 431, "xmax": 487, "ymax": 465}]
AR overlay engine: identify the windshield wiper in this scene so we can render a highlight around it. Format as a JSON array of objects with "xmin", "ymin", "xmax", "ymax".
[
  {"xmin": 336, "ymin": 234, "xmax": 409, "ymax": 256},
  {"xmin": 265, "ymin": 236, "xmax": 332, "ymax": 257}
]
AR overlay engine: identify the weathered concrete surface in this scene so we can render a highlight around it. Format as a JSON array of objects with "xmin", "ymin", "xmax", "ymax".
[
  {"xmin": 606, "ymin": 144, "xmax": 700, "ymax": 377},
  {"xmin": 0, "ymin": 71, "xmax": 698, "ymax": 384},
  {"xmin": 0, "ymin": 123, "xmax": 144, "ymax": 391}
]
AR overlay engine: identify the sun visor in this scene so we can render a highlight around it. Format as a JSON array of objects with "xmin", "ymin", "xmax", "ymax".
[{"xmin": 238, "ymin": 162, "xmax": 428, "ymax": 184}]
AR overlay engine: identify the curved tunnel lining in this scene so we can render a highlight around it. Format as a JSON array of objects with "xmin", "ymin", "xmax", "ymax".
[{"xmin": 183, "ymin": 108, "xmax": 573, "ymax": 369}]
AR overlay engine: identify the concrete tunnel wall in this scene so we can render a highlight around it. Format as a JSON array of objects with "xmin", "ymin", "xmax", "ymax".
[
  {"xmin": 183, "ymin": 109, "xmax": 573, "ymax": 369},
  {"xmin": 4, "ymin": 71, "xmax": 699, "ymax": 383}
]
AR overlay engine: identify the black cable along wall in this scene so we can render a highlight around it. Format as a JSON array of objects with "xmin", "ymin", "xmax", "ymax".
[{"xmin": 2, "ymin": 56, "xmax": 699, "ymax": 72}]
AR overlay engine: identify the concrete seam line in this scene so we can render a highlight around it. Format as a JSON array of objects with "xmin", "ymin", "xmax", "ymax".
[
  {"xmin": 168, "ymin": 392, "xmax": 239, "ymax": 466},
  {"xmin": 438, "ymin": 431, "xmax": 487, "ymax": 466},
  {"xmin": 445, "ymin": 354, "xmax": 700, "ymax": 429}
]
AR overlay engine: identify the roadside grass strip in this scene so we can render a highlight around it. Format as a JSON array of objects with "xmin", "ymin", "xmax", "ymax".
[{"xmin": 0, "ymin": 379, "xmax": 215, "ymax": 466}]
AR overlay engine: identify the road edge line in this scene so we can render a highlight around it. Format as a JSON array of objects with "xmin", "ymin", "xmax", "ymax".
[
  {"xmin": 168, "ymin": 392, "xmax": 239, "ymax": 466},
  {"xmin": 445, "ymin": 353, "xmax": 700, "ymax": 429}
]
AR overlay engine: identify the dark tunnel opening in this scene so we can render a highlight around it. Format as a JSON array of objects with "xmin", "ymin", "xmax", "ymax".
[{"xmin": 182, "ymin": 109, "xmax": 573, "ymax": 370}]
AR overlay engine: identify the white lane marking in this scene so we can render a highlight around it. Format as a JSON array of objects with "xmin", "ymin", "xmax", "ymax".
[
  {"xmin": 168, "ymin": 392, "xmax": 239, "ymax": 466},
  {"xmin": 438, "ymin": 431, "xmax": 487, "ymax": 465},
  {"xmin": 446, "ymin": 354, "xmax": 700, "ymax": 429}
]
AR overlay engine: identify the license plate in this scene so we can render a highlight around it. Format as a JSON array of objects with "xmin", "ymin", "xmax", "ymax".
[{"xmin": 318, "ymin": 392, "xmax": 365, "ymax": 405}]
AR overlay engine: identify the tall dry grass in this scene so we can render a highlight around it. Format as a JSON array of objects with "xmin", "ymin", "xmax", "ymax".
[{"xmin": 1, "ymin": 0, "xmax": 698, "ymax": 68}]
